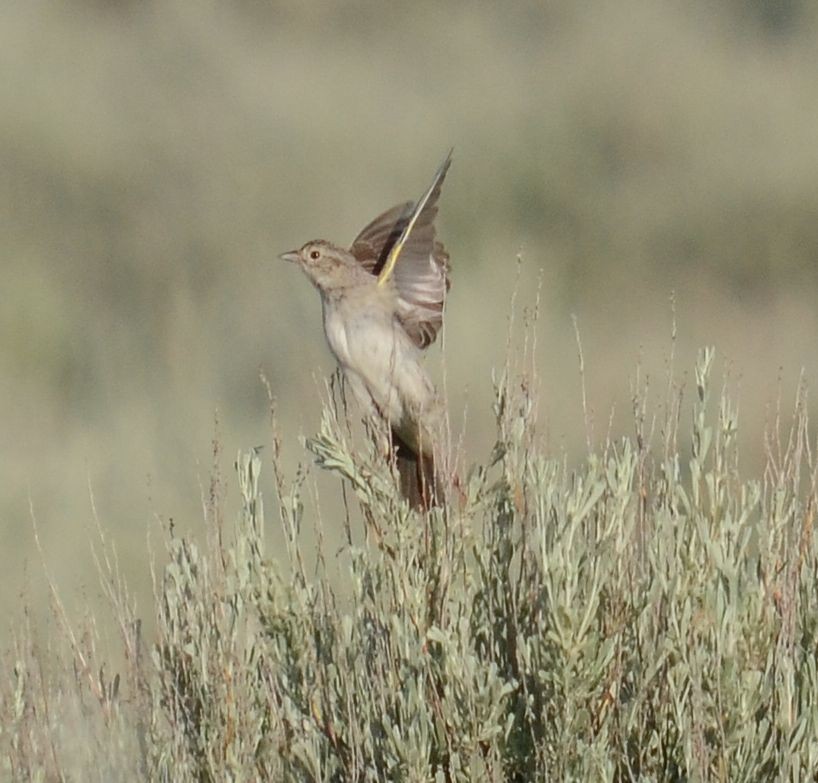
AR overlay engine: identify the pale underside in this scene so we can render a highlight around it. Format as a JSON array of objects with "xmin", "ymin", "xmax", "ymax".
[{"xmin": 322, "ymin": 283, "xmax": 441, "ymax": 459}]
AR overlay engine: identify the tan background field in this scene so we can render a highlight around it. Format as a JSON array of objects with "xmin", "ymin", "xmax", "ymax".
[{"xmin": 3, "ymin": 0, "xmax": 818, "ymax": 634}]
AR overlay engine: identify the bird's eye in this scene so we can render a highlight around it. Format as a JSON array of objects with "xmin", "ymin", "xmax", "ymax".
[{"xmin": 310, "ymin": 249, "xmax": 320, "ymax": 260}]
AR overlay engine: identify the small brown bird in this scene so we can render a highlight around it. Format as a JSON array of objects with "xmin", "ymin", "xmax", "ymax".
[{"xmin": 280, "ymin": 152, "xmax": 452, "ymax": 508}]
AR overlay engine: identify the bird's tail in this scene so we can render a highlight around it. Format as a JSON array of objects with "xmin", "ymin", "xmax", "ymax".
[{"xmin": 393, "ymin": 430, "xmax": 441, "ymax": 510}]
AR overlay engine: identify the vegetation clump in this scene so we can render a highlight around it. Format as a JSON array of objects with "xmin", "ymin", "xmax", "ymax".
[{"xmin": 3, "ymin": 348, "xmax": 818, "ymax": 780}]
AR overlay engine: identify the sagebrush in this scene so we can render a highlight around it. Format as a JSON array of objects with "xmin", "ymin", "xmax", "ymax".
[{"xmin": 3, "ymin": 347, "xmax": 818, "ymax": 781}]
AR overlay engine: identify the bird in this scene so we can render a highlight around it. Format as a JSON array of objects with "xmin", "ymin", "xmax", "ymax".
[{"xmin": 280, "ymin": 151, "xmax": 453, "ymax": 509}]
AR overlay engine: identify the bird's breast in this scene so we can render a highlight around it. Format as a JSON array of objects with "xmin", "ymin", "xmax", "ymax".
[
  {"xmin": 322, "ymin": 293, "xmax": 397, "ymax": 372},
  {"xmin": 320, "ymin": 287, "xmax": 437, "ymax": 445}
]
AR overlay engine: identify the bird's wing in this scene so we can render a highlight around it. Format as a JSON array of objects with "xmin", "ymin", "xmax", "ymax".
[
  {"xmin": 349, "ymin": 201, "xmax": 413, "ymax": 275},
  {"xmin": 349, "ymin": 151, "xmax": 452, "ymax": 349}
]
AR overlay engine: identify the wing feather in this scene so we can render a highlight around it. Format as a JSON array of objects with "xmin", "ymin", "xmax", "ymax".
[{"xmin": 349, "ymin": 152, "xmax": 452, "ymax": 349}]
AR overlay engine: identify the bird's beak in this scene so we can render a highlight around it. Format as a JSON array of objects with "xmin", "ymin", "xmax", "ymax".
[{"xmin": 279, "ymin": 250, "xmax": 300, "ymax": 264}]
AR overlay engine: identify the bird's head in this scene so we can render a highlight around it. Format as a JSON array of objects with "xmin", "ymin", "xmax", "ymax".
[{"xmin": 280, "ymin": 240, "xmax": 363, "ymax": 292}]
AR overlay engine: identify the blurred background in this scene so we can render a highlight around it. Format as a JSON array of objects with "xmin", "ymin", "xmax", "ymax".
[{"xmin": 3, "ymin": 0, "xmax": 818, "ymax": 630}]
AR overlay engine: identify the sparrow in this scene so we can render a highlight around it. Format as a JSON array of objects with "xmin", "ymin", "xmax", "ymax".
[{"xmin": 280, "ymin": 151, "xmax": 452, "ymax": 508}]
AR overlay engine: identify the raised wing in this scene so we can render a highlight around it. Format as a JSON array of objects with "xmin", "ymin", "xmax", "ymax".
[
  {"xmin": 349, "ymin": 151, "xmax": 452, "ymax": 348},
  {"xmin": 349, "ymin": 201, "xmax": 413, "ymax": 275}
]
